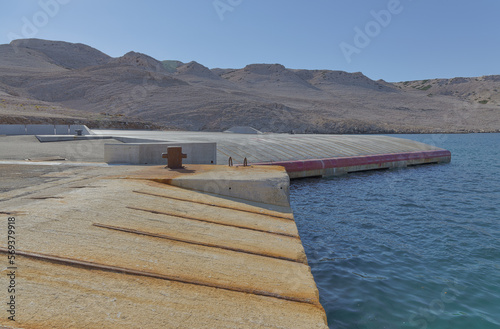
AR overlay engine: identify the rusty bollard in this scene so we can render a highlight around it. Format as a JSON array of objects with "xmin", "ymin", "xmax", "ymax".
[{"xmin": 162, "ymin": 146, "xmax": 187, "ymax": 169}]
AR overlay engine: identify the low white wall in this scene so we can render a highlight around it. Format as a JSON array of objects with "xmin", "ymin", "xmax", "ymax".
[
  {"xmin": 0, "ymin": 124, "xmax": 26, "ymax": 135},
  {"xmin": 104, "ymin": 142, "xmax": 217, "ymax": 165},
  {"xmin": 0, "ymin": 124, "xmax": 92, "ymax": 136},
  {"xmin": 26, "ymin": 124, "xmax": 55, "ymax": 135},
  {"xmin": 55, "ymin": 125, "xmax": 70, "ymax": 135}
]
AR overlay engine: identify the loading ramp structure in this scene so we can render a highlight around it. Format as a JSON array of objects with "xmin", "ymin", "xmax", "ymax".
[
  {"xmin": 96, "ymin": 130, "xmax": 451, "ymax": 178},
  {"xmin": 0, "ymin": 127, "xmax": 451, "ymax": 328}
]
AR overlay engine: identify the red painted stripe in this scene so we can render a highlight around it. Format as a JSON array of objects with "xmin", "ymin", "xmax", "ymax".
[{"xmin": 252, "ymin": 150, "xmax": 451, "ymax": 173}]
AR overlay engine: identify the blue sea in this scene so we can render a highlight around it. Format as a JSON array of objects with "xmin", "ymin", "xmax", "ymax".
[{"xmin": 290, "ymin": 134, "xmax": 500, "ymax": 329}]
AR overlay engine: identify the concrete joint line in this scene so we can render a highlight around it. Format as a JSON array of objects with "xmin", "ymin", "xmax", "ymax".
[
  {"xmin": 93, "ymin": 223, "xmax": 306, "ymax": 264},
  {"xmin": 133, "ymin": 190, "xmax": 293, "ymax": 220},
  {"xmin": 0, "ymin": 248, "xmax": 318, "ymax": 306},
  {"xmin": 126, "ymin": 206, "xmax": 299, "ymax": 239},
  {"xmin": 0, "ymin": 211, "xmax": 27, "ymax": 215},
  {"xmin": 29, "ymin": 196, "xmax": 64, "ymax": 200}
]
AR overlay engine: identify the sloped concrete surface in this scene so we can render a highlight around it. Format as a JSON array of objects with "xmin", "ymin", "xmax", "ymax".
[
  {"xmin": 0, "ymin": 163, "xmax": 327, "ymax": 328},
  {"xmin": 92, "ymin": 130, "xmax": 448, "ymax": 164},
  {"xmin": 92, "ymin": 130, "xmax": 451, "ymax": 178}
]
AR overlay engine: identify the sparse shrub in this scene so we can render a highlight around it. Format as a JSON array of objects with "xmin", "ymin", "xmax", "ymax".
[{"xmin": 417, "ymin": 85, "xmax": 432, "ymax": 91}]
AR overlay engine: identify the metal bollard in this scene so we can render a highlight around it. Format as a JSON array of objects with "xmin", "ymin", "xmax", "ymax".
[{"xmin": 162, "ymin": 146, "xmax": 187, "ymax": 169}]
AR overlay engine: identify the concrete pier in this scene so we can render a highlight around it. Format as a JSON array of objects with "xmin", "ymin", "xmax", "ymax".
[
  {"xmin": 95, "ymin": 130, "xmax": 451, "ymax": 178},
  {"xmin": 1, "ymin": 127, "xmax": 452, "ymax": 178},
  {"xmin": 0, "ymin": 163, "xmax": 328, "ymax": 328},
  {"xmin": 0, "ymin": 126, "xmax": 453, "ymax": 327}
]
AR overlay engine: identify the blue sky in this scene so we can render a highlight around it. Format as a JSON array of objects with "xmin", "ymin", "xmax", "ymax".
[{"xmin": 1, "ymin": 0, "xmax": 499, "ymax": 82}]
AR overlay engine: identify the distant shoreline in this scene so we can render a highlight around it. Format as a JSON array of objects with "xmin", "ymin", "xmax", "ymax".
[{"xmin": 1, "ymin": 118, "xmax": 498, "ymax": 135}]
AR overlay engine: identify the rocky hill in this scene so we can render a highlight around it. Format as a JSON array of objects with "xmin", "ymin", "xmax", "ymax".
[
  {"xmin": 395, "ymin": 76, "xmax": 500, "ymax": 106},
  {"xmin": 1, "ymin": 38, "xmax": 499, "ymax": 133}
]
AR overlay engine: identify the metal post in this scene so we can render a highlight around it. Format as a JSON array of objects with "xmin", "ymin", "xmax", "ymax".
[{"xmin": 162, "ymin": 146, "xmax": 187, "ymax": 169}]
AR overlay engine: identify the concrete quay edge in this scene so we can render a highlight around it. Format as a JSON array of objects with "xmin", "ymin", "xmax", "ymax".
[{"xmin": 254, "ymin": 149, "xmax": 451, "ymax": 178}]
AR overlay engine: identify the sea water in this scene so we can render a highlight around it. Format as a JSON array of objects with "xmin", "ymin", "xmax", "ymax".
[{"xmin": 290, "ymin": 134, "xmax": 500, "ymax": 329}]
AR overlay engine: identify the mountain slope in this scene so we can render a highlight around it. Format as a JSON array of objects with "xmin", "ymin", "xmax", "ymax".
[
  {"xmin": 8, "ymin": 39, "xmax": 111, "ymax": 69},
  {"xmin": 218, "ymin": 64, "xmax": 319, "ymax": 92},
  {"xmin": 0, "ymin": 38, "xmax": 499, "ymax": 133},
  {"xmin": 395, "ymin": 76, "xmax": 500, "ymax": 105}
]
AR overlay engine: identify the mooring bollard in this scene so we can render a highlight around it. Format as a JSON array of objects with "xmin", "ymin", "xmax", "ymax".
[{"xmin": 162, "ymin": 146, "xmax": 187, "ymax": 169}]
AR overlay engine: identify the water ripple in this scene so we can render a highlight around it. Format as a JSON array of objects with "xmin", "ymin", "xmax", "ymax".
[{"xmin": 290, "ymin": 134, "xmax": 500, "ymax": 329}]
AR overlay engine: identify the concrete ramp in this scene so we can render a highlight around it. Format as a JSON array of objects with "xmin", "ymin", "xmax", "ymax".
[
  {"xmin": 92, "ymin": 130, "xmax": 452, "ymax": 178},
  {"xmin": 0, "ymin": 163, "xmax": 328, "ymax": 328}
]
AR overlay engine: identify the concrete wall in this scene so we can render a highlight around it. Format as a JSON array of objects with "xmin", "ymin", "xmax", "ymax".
[
  {"xmin": 0, "ymin": 124, "xmax": 26, "ymax": 135},
  {"xmin": 166, "ymin": 166, "xmax": 291, "ymax": 208},
  {"xmin": 104, "ymin": 142, "xmax": 217, "ymax": 165},
  {"xmin": 0, "ymin": 124, "xmax": 92, "ymax": 136},
  {"xmin": 26, "ymin": 124, "xmax": 55, "ymax": 135},
  {"xmin": 55, "ymin": 125, "xmax": 71, "ymax": 135}
]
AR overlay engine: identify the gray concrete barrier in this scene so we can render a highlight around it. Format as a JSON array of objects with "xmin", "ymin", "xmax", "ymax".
[
  {"xmin": 26, "ymin": 124, "xmax": 55, "ymax": 135},
  {"xmin": 0, "ymin": 124, "xmax": 92, "ymax": 136},
  {"xmin": 0, "ymin": 124, "xmax": 26, "ymax": 135},
  {"xmin": 55, "ymin": 125, "xmax": 70, "ymax": 135},
  {"xmin": 104, "ymin": 142, "xmax": 217, "ymax": 165}
]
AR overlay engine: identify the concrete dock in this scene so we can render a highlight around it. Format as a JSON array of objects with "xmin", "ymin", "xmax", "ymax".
[
  {"xmin": 94, "ymin": 130, "xmax": 451, "ymax": 178},
  {"xmin": 0, "ymin": 163, "xmax": 327, "ymax": 328},
  {"xmin": 0, "ymin": 127, "xmax": 452, "ymax": 327}
]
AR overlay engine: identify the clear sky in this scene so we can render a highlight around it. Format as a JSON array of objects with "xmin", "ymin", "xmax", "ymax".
[{"xmin": 1, "ymin": 0, "xmax": 499, "ymax": 82}]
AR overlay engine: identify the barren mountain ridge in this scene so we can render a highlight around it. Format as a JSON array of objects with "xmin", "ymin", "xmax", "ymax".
[{"xmin": 1, "ymin": 39, "xmax": 498, "ymax": 133}]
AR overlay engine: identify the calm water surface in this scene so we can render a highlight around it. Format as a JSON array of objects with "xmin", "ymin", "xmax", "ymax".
[{"xmin": 290, "ymin": 134, "xmax": 500, "ymax": 329}]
